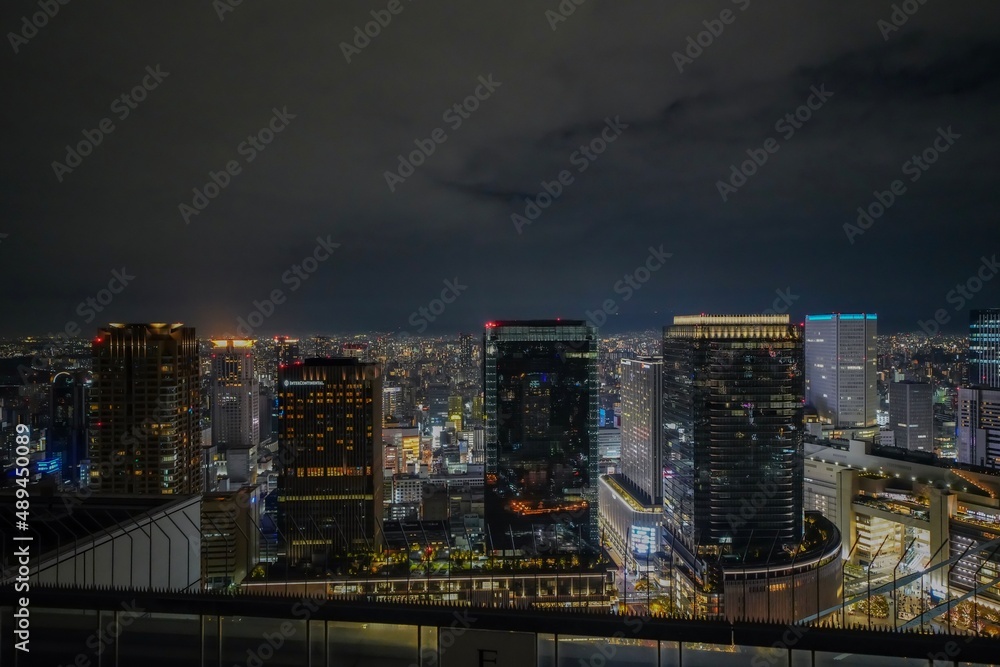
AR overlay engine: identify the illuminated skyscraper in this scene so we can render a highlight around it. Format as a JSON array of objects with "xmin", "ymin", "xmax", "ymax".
[
  {"xmin": 459, "ymin": 332, "xmax": 475, "ymax": 376},
  {"xmin": 275, "ymin": 336, "xmax": 301, "ymax": 367},
  {"xmin": 969, "ymin": 309, "xmax": 1000, "ymax": 389},
  {"xmin": 90, "ymin": 323, "xmax": 202, "ymax": 494},
  {"xmin": 597, "ymin": 357, "xmax": 662, "ymax": 570},
  {"xmin": 447, "ymin": 394, "xmax": 463, "ymax": 429},
  {"xmin": 471, "ymin": 395, "xmax": 484, "ymax": 426},
  {"xmin": 804, "ymin": 313, "xmax": 877, "ymax": 427},
  {"xmin": 383, "ymin": 386, "xmax": 403, "ymax": 423},
  {"xmin": 957, "ymin": 387, "xmax": 1000, "ymax": 469},
  {"xmin": 277, "ymin": 358, "xmax": 383, "ymax": 562},
  {"xmin": 427, "ymin": 383, "xmax": 450, "ymax": 426},
  {"xmin": 889, "ymin": 380, "xmax": 933, "ymax": 451},
  {"xmin": 483, "ymin": 320, "xmax": 599, "ymax": 547},
  {"xmin": 210, "ymin": 339, "xmax": 260, "ymax": 452},
  {"xmin": 662, "ymin": 315, "xmax": 804, "ymax": 555},
  {"xmin": 619, "ymin": 356, "xmax": 663, "ymax": 505}
]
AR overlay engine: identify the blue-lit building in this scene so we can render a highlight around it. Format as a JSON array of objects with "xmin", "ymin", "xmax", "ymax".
[
  {"xmin": 804, "ymin": 313, "xmax": 877, "ymax": 428},
  {"xmin": 969, "ymin": 309, "xmax": 1000, "ymax": 389}
]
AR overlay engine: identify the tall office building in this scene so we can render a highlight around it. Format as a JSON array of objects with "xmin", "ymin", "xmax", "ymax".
[
  {"xmin": 957, "ymin": 387, "xmax": 1000, "ymax": 469},
  {"xmin": 275, "ymin": 336, "xmax": 301, "ymax": 367},
  {"xmin": 447, "ymin": 395, "xmax": 463, "ymax": 429},
  {"xmin": 598, "ymin": 357, "xmax": 662, "ymax": 568},
  {"xmin": 889, "ymin": 380, "xmax": 934, "ymax": 451},
  {"xmin": 426, "ymin": 383, "xmax": 450, "ymax": 426},
  {"xmin": 969, "ymin": 309, "xmax": 1000, "ymax": 389},
  {"xmin": 210, "ymin": 340, "xmax": 260, "ymax": 451},
  {"xmin": 804, "ymin": 313, "xmax": 877, "ymax": 428},
  {"xmin": 383, "ymin": 386, "xmax": 403, "ymax": 423},
  {"xmin": 277, "ymin": 358, "xmax": 383, "ymax": 562},
  {"xmin": 663, "ymin": 315, "xmax": 804, "ymax": 555},
  {"xmin": 459, "ymin": 332, "xmax": 475, "ymax": 375},
  {"xmin": 483, "ymin": 320, "xmax": 599, "ymax": 547},
  {"xmin": 619, "ymin": 356, "xmax": 663, "ymax": 505},
  {"xmin": 48, "ymin": 370, "xmax": 91, "ymax": 484},
  {"xmin": 471, "ymin": 395, "xmax": 484, "ymax": 426},
  {"xmin": 90, "ymin": 323, "xmax": 202, "ymax": 494}
]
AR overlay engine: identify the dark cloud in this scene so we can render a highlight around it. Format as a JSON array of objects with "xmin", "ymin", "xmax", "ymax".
[{"xmin": 2, "ymin": 0, "xmax": 999, "ymax": 337}]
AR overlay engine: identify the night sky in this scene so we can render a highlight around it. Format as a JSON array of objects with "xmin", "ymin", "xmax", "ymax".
[{"xmin": 3, "ymin": 1, "xmax": 999, "ymax": 338}]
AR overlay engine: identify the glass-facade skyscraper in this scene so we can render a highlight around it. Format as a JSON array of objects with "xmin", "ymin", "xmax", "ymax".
[
  {"xmin": 888, "ymin": 380, "xmax": 934, "ymax": 451},
  {"xmin": 662, "ymin": 315, "xmax": 804, "ymax": 557},
  {"xmin": 804, "ymin": 313, "xmax": 877, "ymax": 427},
  {"xmin": 969, "ymin": 309, "xmax": 1000, "ymax": 389},
  {"xmin": 277, "ymin": 358, "xmax": 383, "ymax": 563},
  {"xmin": 484, "ymin": 320, "xmax": 599, "ymax": 548}
]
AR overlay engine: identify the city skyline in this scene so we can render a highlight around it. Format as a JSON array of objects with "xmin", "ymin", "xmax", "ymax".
[
  {"xmin": 1, "ymin": 311, "xmax": 994, "ymax": 341},
  {"xmin": 5, "ymin": 310, "xmax": 1000, "ymax": 661},
  {"xmin": 5, "ymin": 0, "xmax": 1000, "ymax": 661}
]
